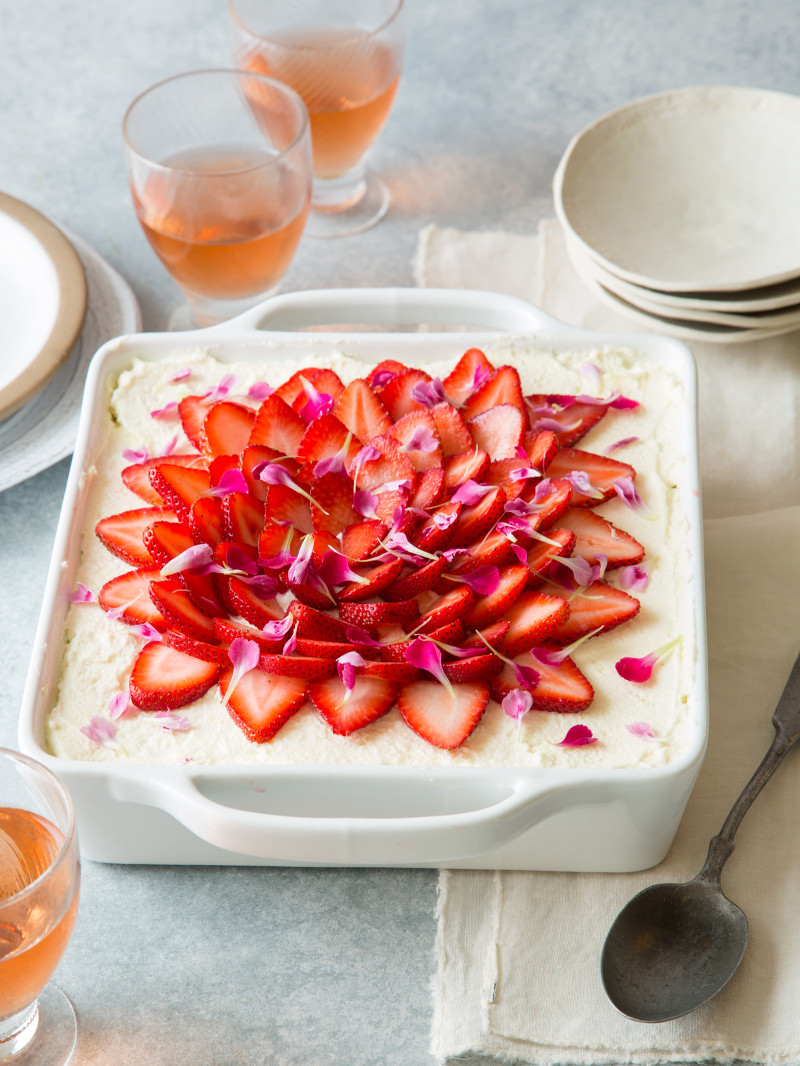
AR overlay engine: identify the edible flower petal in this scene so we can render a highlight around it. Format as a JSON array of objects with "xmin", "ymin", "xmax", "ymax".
[
  {"xmin": 353, "ymin": 487, "xmax": 380, "ymax": 520},
  {"xmin": 287, "ymin": 535, "xmax": 314, "ymax": 586},
  {"xmin": 433, "ymin": 509, "xmax": 459, "ymax": 530},
  {"xmin": 248, "ymin": 381, "xmax": 274, "ymax": 401},
  {"xmin": 563, "ymin": 470, "xmax": 604, "ymax": 499},
  {"xmin": 81, "ymin": 715, "xmax": 118, "ymax": 749},
  {"xmin": 154, "ymin": 711, "xmax": 192, "ymax": 732},
  {"xmin": 399, "ymin": 426, "xmax": 439, "ymax": 454},
  {"xmin": 316, "ymin": 550, "xmax": 368, "ymax": 586},
  {"xmin": 223, "ymin": 638, "xmax": 261, "ymax": 706},
  {"xmin": 259, "ymin": 463, "xmax": 327, "ymax": 512},
  {"xmin": 69, "ymin": 582, "xmax": 96, "ymax": 604},
  {"xmin": 530, "ymin": 627, "xmax": 603, "ymax": 666},
  {"xmin": 298, "ymin": 376, "xmax": 334, "ymax": 423},
  {"xmin": 502, "ymin": 688, "xmax": 533, "ymax": 722},
  {"xmin": 508, "ymin": 466, "xmax": 541, "ymax": 482},
  {"xmin": 150, "ymin": 402, "xmax": 180, "ymax": 421},
  {"xmin": 314, "ymin": 430, "xmax": 354, "ymax": 478},
  {"xmin": 345, "ymin": 626, "xmax": 384, "ymax": 648},
  {"xmin": 336, "ymin": 651, "xmax": 367, "ymax": 705},
  {"xmin": 204, "ymin": 373, "xmax": 236, "ymax": 403},
  {"xmin": 613, "ymin": 476, "xmax": 653, "ymax": 517},
  {"xmin": 160, "ymin": 434, "xmax": 180, "ymax": 457},
  {"xmin": 533, "ymin": 417, "xmax": 581, "ymax": 434},
  {"xmin": 108, "ymin": 693, "xmax": 130, "ymax": 720},
  {"xmin": 573, "ymin": 392, "xmax": 639, "ymax": 410},
  {"xmin": 410, "ymin": 377, "xmax": 446, "ymax": 409},
  {"xmin": 204, "ymin": 469, "xmax": 250, "ymax": 498},
  {"xmin": 261, "ymin": 615, "xmax": 295, "ymax": 641},
  {"xmin": 504, "ymin": 498, "xmax": 540, "ymax": 516},
  {"xmin": 122, "ymin": 446, "xmax": 149, "ymax": 464},
  {"xmin": 160, "ymin": 543, "xmax": 214, "ymax": 577},
  {"xmin": 404, "ymin": 638, "xmax": 455, "ymax": 698},
  {"xmin": 579, "ymin": 362, "xmax": 602, "ymax": 391},
  {"xmin": 129, "ymin": 622, "xmax": 163, "ymax": 642},
  {"xmin": 618, "ymin": 562, "xmax": 651, "ymax": 592},
  {"xmin": 604, "ymin": 436, "xmax": 639, "ymax": 454},
  {"xmin": 445, "ymin": 564, "xmax": 500, "ymax": 596},
  {"xmin": 512, "ymin": 662, "xmax": 540, "ymax": 688},
  {"xmin": 556, "ymin": 724, "xmax": 597, "ymax": 747},
  {"xmin": 371, "ymin": 368, "xmax": 397, "ymax": 389},
  {"xmin": 626, "ymin": 721, "xmax": 664, "ymax": 742},
  {"xmin": 616, "ymin": 635, "xmax": 682, "ymax": 683},
  {"xmin": 451, "ymin": 479, "xmax": 495, "ymax": 505},
  {"xmin": 283, "ymin": 621, "xmax": 299, "ymax": 656},
  {"xmin": 169, "ymin": 367, "xmax": 193, "ymax": 384},
  {"xmin": 351, "ymin": 445, "xmax": 381, "ymax": 485}
]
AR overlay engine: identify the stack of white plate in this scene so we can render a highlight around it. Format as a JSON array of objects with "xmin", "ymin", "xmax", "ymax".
[{"xmin": 553, "ymin": 86, "xmax": 800, "ymax": 343}]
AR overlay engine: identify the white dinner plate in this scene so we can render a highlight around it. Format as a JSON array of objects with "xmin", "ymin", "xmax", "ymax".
[
  {"xmin": 0, "ymin": 191, "xmax": 88, "ymax": 420},
  {"xmin": 554, "ymin": 86, "xmax": 800, "ymax": 293}
]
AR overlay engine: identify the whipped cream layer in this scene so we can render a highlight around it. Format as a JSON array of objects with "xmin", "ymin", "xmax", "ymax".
[{"xmin": 46, "ymin": 340, "xmax": 698, "ymax": 769}]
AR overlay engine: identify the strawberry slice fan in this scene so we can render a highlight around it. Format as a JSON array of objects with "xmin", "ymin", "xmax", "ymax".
[{"xmin": 97, "ymin": 350, "xmax": 645, "ymax": 749}]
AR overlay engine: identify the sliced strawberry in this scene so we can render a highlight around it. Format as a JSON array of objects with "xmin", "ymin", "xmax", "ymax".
[
  {"xmin": 352, "ymin": 435, "xmax": 416, "ymax": 490},
  {"xmin": 378, "ymin": 368, "xmax": 431, "ymax": 421},
  {"xmin": 208, "ymin": 454, "xmax": 239, "ymax": 488},
  {"xmin": 130, "ymin": 642, "xmax": 220, "ymax": 711},
  {"xmin": 287, "ymin": 602, "xmax": 351, "ymax": 642},
  {"xmin": 227, "ymin": 577, "xmax": 282, "ymax": 627},
  {"xmin": 408, "ymin": 467, "xmax": 445, "ymax": 509},
  {"xmin": 164, "ymin": 629, "xmax": 229, "ymax": 665},
  {"xmin": 290, "ymin": 638, "xmax": 356, "ymax": 659},
  {"xmin": 443, "ymin": 449, "xmax": 490, "ymax": 491},
  {"xmin": 413, "ymin": 501, "xmax": 462, "ymax": 554},
  {"xmin": 263, "ymin": 483, "xmax": 313, "ymax": 534},
  {"xmin": 96, "ymin": 507, "xmax": 173, "ymax": 566},
  {"xmin": 557, "ymin": 508, "xmax": 644, "ymax": 568},
  {"xmin": 188, "ymin": 497, "xmax": 225, "ymax": 548},
  {"xmin": 548, "ymin": 581, "xmax": 640, "ymax": 643},
  {"xmin": 461, "ymin": 365, "xmax": 525, "ymax": 422},
  {"xmin": 463, "ymin": 564, "xmax": 528, "ymax": 630},
  {"xmin": 382, "ymin": 555, "xmax": 448, "ymax": 601},
  {"xmin": 258, "ymin": 521, "xmax": 301, "ymax": 563},
  {"xmin": 287, "ymin": 579, "xmax": 334, "ymax": 610},
  {"xmin": 296, "ymin": 413, "xmax": 360, "ymax": 468},
  {"xmin": 309, "ymin": 674, "xmax": 398, "ymax": 735},
  {"xmin": 258, "ymin": 653, "xmax": 337, "ymax": 680},
  {"xmin": 523, "ymin": 429, "xmax": 559, "ymax": 472},
  {"xmin": 367, "ymin": 359, "xmax": 407, "ymax": 388},
  {"xmin": 524, "ymin": 527, "xmax": 576, "ymax": 586},
  {"xmin": 214, "ymin": 540, "xmax": 260, "ymax": 570},
  {"xmin": 149, "ymin": 463, "xmax": 211, "ymax": 522},
  {"xmin": 179, "ymin": 395, "xmax": 213, "ymax": 450},
  {"xmin": 122, "ymin": 454, "xmax": 204, "ymax": 507},
  {"xmin": 202, "ymin": 401, "xmax": 255, "ymax": 458},
  {"xmin": 287, "ymin": 368, "xmax": 345, "ymax": 416},
  {"xmin": 310, "ymin": 472, "xmax": 360, "ymax": 535},
  {"xmin": 442, "ymin": 348, "xmax": 496, "ymax": 407},
  {"xmin": 213, "ymin": 616, "xmax": 274, "ymax": 647},
  {"xmin": 149, "ymin": 578, "xmax": 216, "ymax": 641},
  {"xmin": 463, "ymin": 620, "xmax": 510, "ymax": 650},
  {"xmin": 240, "ymin": 444, "xmax": 280, "ymax": 502},
  {"xmin": 489, "ymin": 649, "xmax": 594, "ymax": 712},
  {"xmin": 526, "ymin": 395, "xmax": 607, "ymax": 447},
  {"xmin": 339, "ymin": 598, "xmax": 419, "ymax": 626},
  {"xmin": 443, "ymin": 654, "xmax": 503, "ymax": 683},
  {"xmin": 398, "ymin": 680, "xmax": 489, "ymax": 749},
  {"xmin": 248, "ymin": 394, "xmax": 306, "ymax": 456},
  {"xmin": 523, "ymin": 477, "xmax": 573, "ymax": 527},
  {"xmin": 142, "ymin": 520, "xmax": 194, "ymax": 565},
  {"xmin": 499, "ymin": 589, "xmax": 571, "ymax": 657},
  {"xmin": 421, "ymin": 619, "xmax": 468, "ymax": 647},
  {"xmin": 411, "ymin": 585, "xmax": 475, "ymax": 634},
  {"xmin": 220, "ymin": 666, "xmax": 307, "ymax": 742},
  {"xmin": 449, "ymin": 529, "xmax": 517, "ymax": 575},
  {"xmin": 181, "ymin": 565, "xmax": 227, "ymax": 621},
  {"xmin": 545, "ymin": 448, "xmax": 635, "ymax": 507},
  {"xmin": 336, "ymin": 557, "xmax": 404, "ymax": 603},
  {"xmin": 451, "ymin": 485, "xmax": 505, "ymax": 545},
  {"xmin": 341, "ymin": 519, "xmax": 387, "ymax": 561},
  {"xmin": 430, "ymin": 402, "xmax": 474, "ymax": 457},
  {"xmin": 388, "ymin": 410, "xmax": 443, "ymax": 471},
  {"xmin": 220, "ymin": 492, "xmax": 264, "ymax": 548},
  {"xmin": 334, "ymin": 378, "xmax": 392, "ymax": 443},
  {"xmin": 98, "ymin": 567, "xmax": 166, "ymax": 628},
  {"xmin": 466, "ymin": 404, "xmax": 525, "ymax": 461},
  {"xmin": 355, "ymin": 659, "xmax": 420, "ymax": 683}
]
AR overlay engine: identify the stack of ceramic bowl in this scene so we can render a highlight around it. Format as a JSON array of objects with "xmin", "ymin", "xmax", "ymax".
[{"xmin": 553, "ymin": 86, "xmax": 800, "ymax": 343}]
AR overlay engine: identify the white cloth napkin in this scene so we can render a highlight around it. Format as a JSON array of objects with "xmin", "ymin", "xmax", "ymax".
[{"xmin": 417, "ymin": 221, "xmax": 800, "ymax": 1065}]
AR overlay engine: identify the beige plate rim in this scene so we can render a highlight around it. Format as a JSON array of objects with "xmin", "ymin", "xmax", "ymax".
[{"xmin": 0, "ymin": 191, "xmax": 88, "ymax": 421}]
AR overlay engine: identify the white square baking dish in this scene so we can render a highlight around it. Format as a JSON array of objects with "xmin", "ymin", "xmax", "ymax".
[{"xmin": 18, "ymin": 287, "xmax": 707, "ymax": 870}]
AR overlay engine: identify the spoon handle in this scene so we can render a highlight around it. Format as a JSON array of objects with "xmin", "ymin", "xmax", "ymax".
[{"xmin": 698, "ymin": 649, "xmax": 800, "ymax": 886}]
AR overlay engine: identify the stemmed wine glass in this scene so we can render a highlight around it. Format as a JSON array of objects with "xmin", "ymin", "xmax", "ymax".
[
  {"xmin": 0, "ymin": 749, "xmax": 80, "ymax": 1065},
  {"xmin": 229, "ymin": 0, "xmax": 405, "ymax": 238},
  {"xmin": 123, "ymin": 68, "xmax": 313, "ymax": 327}
]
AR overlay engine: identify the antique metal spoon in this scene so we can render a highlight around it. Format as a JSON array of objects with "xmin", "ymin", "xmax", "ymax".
[{"xmin": 601, "ymin": 649, "xmax": 800, "ymax": 1022}]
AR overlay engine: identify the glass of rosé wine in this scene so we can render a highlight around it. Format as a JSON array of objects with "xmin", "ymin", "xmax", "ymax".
[
  {"xmin": 0, "ymin": 749, "xmax": 80, "ymax": 1064},
  {"xmin": 123, "ymin": 69, "xmax": 313, "ymax": 326},
  {"xmin": 229, "ymin": 0, "xmax": 404, "ymax": 238}
]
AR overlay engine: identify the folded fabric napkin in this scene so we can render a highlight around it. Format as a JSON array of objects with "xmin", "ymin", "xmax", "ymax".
[{"xmin": 417, "ymin": 222, "xmax": 800, "ymax": 1065}]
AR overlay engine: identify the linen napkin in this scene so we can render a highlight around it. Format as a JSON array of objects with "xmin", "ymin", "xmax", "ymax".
[{"xmin": 418, "ymin": 221, "xmax": 800, "ymax": 1065}]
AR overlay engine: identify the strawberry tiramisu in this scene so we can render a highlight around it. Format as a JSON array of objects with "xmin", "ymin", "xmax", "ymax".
[{"xmin": 46, "ymin": 341, "xmax": 697, "ymax": 768}]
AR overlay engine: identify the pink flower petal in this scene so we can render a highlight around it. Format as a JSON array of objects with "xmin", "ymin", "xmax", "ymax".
[
  {"xmin": 371, "ymin": 368, "xmax": 397, "ymax": 389},
  {"xmin": 451, "ymin": 479, "xmax": 495, "ymax": 506},
  {"xmin": 410, "ymin": 378, "xmax": 446, "ymax": 409},
  {"xmin": 473, "ymin": 363, "xmax": 492, "ymax": 391},
  {"xmin": 81, "ymin": 715, "xmax": 118, "ymax": 748},
  {"xmin": 205, "ymin": 469, "xmax": 250, "ymax": 498},
  {"xmin": 508, "ymin": 466, "xmax": 541, "ymax": 482},
  {"xmin": 616, "ymin": 636, "xmax": 681, "ymax": 683},
  {"xmin": 258, "ymin": 463, "xmax": 323, "ymax": 509},
  {"xmin": 108, "ymin": 692, "xmax": 130, "ymax": 720},
  {"xmin": 551, "ymin": 554, "xmax": 598, "ymax": 588},
  {"xmin": 316, "ymin": 551, "xmax": 366, "ymax": 587},
  {"xmin": 151, "ymin": 402, "xmax": 180, "ymax": 421},
  {"xmin": 204, "ymin": 373, "xmax": 237, "ymax": 403},
  {"xmin": 604, "ymin": 436, "xmax": 639, "ymax": 454},
  {"xmin": 122, "ymin": 446, "xmax": 149, "ymax": 464},
  {"xmin": 69, "ymin": 582, "xmax": 96, "ymax": 604},
  {"xmin": 433, "ymin": 509, "xmax": 458, "ymax": 530},
  {"xmin": 248, "ymin": 381, "xmax": 274, "ymax": 401},
  {"xmin": 353, "ymin": 487, "xmax": 380, "ymax": 520},
  {"xmin": 345, "ymin": 626, "xmax": 384, "ymax": 648},
  {"xmin": 299, "ymin": 377, "xmax": 334, "ymax": 423},
  {"xmin": 404, "ymin": 638, "xmax": 454, "ymax": 695},
  {"xmin": 223, "ymin": 638, "xmax": 261, "ymax": 705},
  {"xmin": 618, "ymin": 562, "xmax": 651, "ymax": 592},
  {"xmin": 626, "ymin": 721, "xmax": 663, "ymax": 741},
  {"xmin": 533, "ymin": 417, "xmax": 581, "ymax": 434},
  {"xmin": 160, "ymin": 543, "xmax": 214, "ymax": 577},
  {"xmin": 399, "ymin": 426, "xmax": 439, "ymax": 454},
  {"xmin": 160, "ymin": 434, "xmax": 180, "ymax": 457},
  {"xmin": 261, "ymin": 615, "xmax": 295, "ymax": 641},
  {"xmin": 556, "ymin": 724, "xmax": 597, "ymax": 747},
  {"xmin": 446, "ymin": 564, "xmax": 500, "ymax": 596},
  {"xmin": 502, "ymin": 688, "xmax": 533, "ymax": 722},
  {"xmin": 129, "ymin": 622, "xmax": 163, "ymax": 642},
  {"xmin": 579, "ymin": 362, "xmax": 602, "ymax": 391},
  {"xmin": 283, "ymin": 621, "xmax": 299, "ymax": 656},
  {"xmin": 613, "ymin": 476, "xmax": 651, "ymax": 515},
  {"xmin": 564, "ymin": 470, "xmax": 604, "ymax": 499},
  {"xmin": 512, "ymin": 662, "xmax": 540, "ymax": 688},
  {"xmin": 169, "ymin": 367, "xmax": 193, "ymax": 383},
  {"xmin": 154, "ymin": 710, "xmax": 192, "ymax": 731},
  {"xmin": 336, "ymin": 651, "xmax": 367, "ymax": 703},
  {"xmin": 287, "ymin": 535, "xmax": 314, "ymax": 586}
]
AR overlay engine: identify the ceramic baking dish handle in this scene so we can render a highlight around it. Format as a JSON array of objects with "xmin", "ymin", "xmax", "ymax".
[
  {"xmin": 203, "ymin": 287, "xmax": 560, "ymax": 336},
  {"xmin": 111, "ymin": 772, "xmax": 578, "ymax": 865}
]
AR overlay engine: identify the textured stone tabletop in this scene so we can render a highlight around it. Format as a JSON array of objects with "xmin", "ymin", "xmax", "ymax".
[{"xmin": 2, "ymin": 2, "xmax": 800, "ymax": 1063}]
